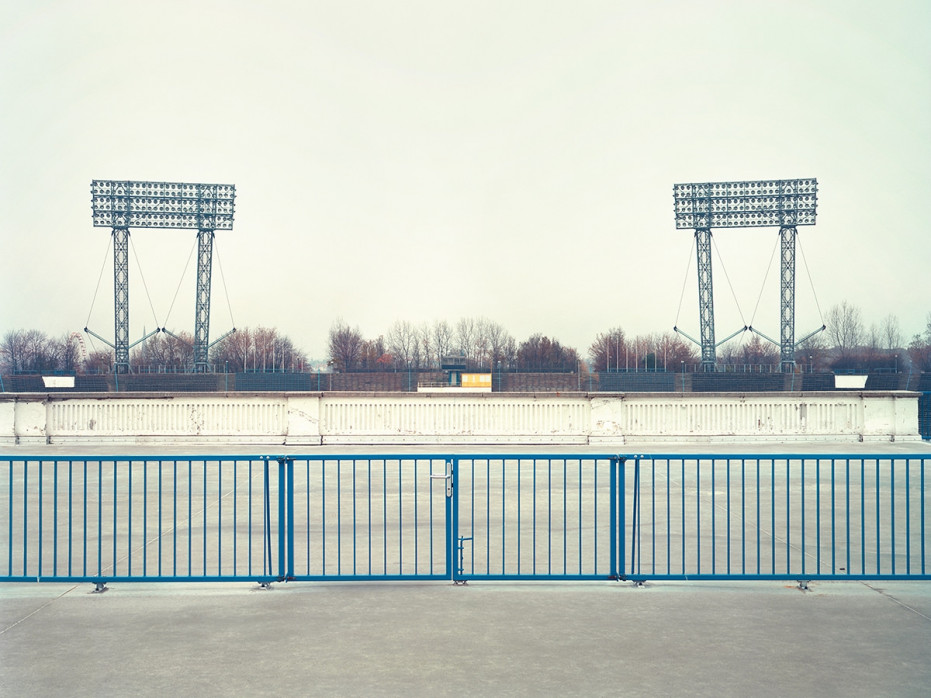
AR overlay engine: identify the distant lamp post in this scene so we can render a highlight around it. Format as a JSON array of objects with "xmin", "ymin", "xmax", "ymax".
[
  {"xmin": 894, "ymin": 354, "xmax": 898, "ymax": 373},
  {"xmin": 809, "ymin": 355, "xmax": 813, "ymax": 373}
]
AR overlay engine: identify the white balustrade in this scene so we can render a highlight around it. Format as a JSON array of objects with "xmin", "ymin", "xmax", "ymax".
[{"xmin": 0, "ymin": 391, "xmax": 920, "ymax": 445}]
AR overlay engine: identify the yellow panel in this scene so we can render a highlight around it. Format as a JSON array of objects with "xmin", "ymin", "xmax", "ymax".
[{"xmin": 461, "ymin": 373, "xmax": 492, "ymax": 388}]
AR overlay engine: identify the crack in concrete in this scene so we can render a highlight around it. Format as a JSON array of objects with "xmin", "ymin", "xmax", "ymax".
[{"xmin": 0, "ymin": 584, "xmax": 79, "ymax": 636}]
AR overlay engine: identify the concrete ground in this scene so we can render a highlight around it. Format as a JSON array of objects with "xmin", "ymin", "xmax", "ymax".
[
  {"xmin": 2, "ymin": 441, "xmax": 930, "ymax": 696},
  {"xmin": 1, "ymin": 579, "xmax": 930, "ymax": 697}
]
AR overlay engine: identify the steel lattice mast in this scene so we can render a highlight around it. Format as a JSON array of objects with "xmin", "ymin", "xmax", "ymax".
[
  {"xmin": 112, "ymin": 227, "xmax": 131, "ymax": 371},
  {"xmin": 90, "ymin": 180, "xmax": 236, "ymax": 373},
  {"xmin": 695, "ymin": 228, "xmax": 716, "ymax": 370},
  {"xmin": 193, "ymin": 228, "xmax": 215, "ymax": 370},
  {"xmin": 673, "ymin": 178, "xmax": 819, "ymax": 372},
  {"xmin": 780, "ymin": 225, "xmax": 797, "ymax": 371}
]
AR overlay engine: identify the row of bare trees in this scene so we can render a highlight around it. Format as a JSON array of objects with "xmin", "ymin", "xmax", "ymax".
[
  {"xmin": 3, "ymin": 304, "xmax": 931, "ymax": 375},
  {"xmin": 328, "ymin": 305, "xmax": 931, "ymax": 374},
  {"xmin": 0, "ymin": 330, "xmax": 90, "ymax": 374},
  {"xmin": 328, "ymin": 317, "xmax": 581, "ymax": 372},
  {"xmin": 0, "ymin": 327, "xmax": 308, "ymax": 375}
]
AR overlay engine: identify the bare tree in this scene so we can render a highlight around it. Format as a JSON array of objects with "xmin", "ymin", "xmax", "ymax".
[
  {"xmin": 0, "ymin": 330, "xmax": 26, "ymax": 373},
  {"xmin": 795, "ymin": 331, "xmax": 829, "ymax": 371},
  {"xmin": 589, "ymin": 327, "xmax": 627, "ymax": 372},
  {"xmin": 516, "ymin": 334, "xmax": 579, "ymax": 370},
  {"xmin": 881, "ymin": 314, "xmax": 901, "ymax": 352},
  {"xmin": 85, "ymin": 349, "xmax": 112, "ymax": 374},
  {"xmin": 485, "ymin": 320, "xmax": 516, "ymax": 369},
  {"xmin": 431, "ymin": 320, "xmax": 454, "ymax": 364},
  {"xmin": 327, "ymin": 320, "xmax": 364, "ymax": 371},
  {"xmin": 417, "ymin": 323, "xmax": 434, "ymax": 369},
  {"xmin": 212, "ymin": 328, "xmax": 252, "ymax": 372},
  {"xmin": 654, "ymin": 331, "xmax": 698, "ymax": 370},
  {"xmin": 455, "ymin": 317, "xmax": 476, "ymax": 362},
  {"xmin": 387, "ymin": 320, "xmax": 420, "ymax": 368},
  {"xmin": 826, "ymin": 301, "xmax": 863, "ymax": 366}
]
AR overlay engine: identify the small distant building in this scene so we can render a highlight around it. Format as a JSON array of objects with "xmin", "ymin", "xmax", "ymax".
[{"xmin": 418, "ymin": 356, "xmax": 492, "ymax": 392}]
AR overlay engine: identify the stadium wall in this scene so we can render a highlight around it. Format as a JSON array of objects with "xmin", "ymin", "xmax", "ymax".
[{"xmin": 0, "ymin": 391, "xmax": 920, "ymax": 445}]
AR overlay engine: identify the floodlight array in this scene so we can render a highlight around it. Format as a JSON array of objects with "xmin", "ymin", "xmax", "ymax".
[
  {"xmin": 91, "ymin": 180, "xmax": 235, "ymax": 229},
  {"xmin": 673, "ymin": 178, "xmax": 817, "ymax": 229}
]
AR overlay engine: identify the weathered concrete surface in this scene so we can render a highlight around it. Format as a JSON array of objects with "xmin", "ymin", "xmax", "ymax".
[
  {"xmin": 1, "ymin": 580, "xmax": 930, "ymax": 697},
  {"xmin": 1, "ymin": 390, "xmax": 922, "ymax": 445}
]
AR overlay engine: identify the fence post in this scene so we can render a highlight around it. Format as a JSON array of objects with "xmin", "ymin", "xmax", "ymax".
[
  {"xmin": 610, "ymin": 457, "xmax": 618, "ymax": 579},
  {"xmin": 448, "ymin": 457, "xmax": 460, "ymax": 583},
  {"xmin": 617, "ymin": 457, "xmax": 627, "ymax": 580},
  {"xmin": 275, "ymin": 457, "xmax": 295, "ymax": 582}
]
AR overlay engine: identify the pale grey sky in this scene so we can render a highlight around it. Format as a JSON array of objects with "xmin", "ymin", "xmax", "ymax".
[{"xmin": 1, "ymin": 0, "xmax": 929, "ymax": 361}]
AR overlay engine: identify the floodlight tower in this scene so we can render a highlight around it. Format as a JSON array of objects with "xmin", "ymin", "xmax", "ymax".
[
  {"xmin": 673, "ymin": 178, "xmax": 819, "ymax": 372},
  {"xmin": 90, "ymin": 180, "xmax": 236, "ymax": 372}
]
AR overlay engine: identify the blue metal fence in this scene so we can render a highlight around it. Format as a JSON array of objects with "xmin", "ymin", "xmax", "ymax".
[
  {"xmin": 623, "ymin": 456, "xmax": 929, "ymax": 581},
  {"xmin": 2, "ymin": 454, "xmax": 928, "ymax": 585}
]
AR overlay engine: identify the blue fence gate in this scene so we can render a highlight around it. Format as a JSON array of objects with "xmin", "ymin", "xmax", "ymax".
[{"xmin": 2, "ymin": 454, "xmax": 929, "ymax": 586}]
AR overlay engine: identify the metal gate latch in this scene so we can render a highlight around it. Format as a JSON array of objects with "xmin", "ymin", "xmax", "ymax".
[{"xmin": 430, "ymin": 461, "xmax": 453, "ymax": 497}]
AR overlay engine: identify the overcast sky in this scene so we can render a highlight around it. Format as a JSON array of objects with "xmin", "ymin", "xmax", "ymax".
[{"xmin": 1, "ymin": 0, "xmax": 929, "ymax": 362}]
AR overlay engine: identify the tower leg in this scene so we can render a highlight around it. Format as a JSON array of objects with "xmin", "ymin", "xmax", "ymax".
[
  {"xmin": 112, "ymin": 227, "xmax": 130, "ymax": 373},
  {"xmin": 780, "ymin": 226, "xmax": 797, "ymax": 372},
  {"xmin": 193, "ymin": 228, "xmax": 214, "ymax": 372},
  {"xmin": 695, "ymin": 228, "xmax": 716, "ymax": 371}
]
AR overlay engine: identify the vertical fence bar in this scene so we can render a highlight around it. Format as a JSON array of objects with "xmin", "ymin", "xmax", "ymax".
[
  {"xmin": 68, "ymin": 462, "xmax": 73, "ymax": 577},
  {"xmin": 922, "ymin": 460, "xmax": 926, "ymax": 574},
  {"xmin": 875, "ymin": 459, "xmax": 881, "ymax": 575},
  {"xmin": 97, "ymin": 461, "xmax": 102, "ymax": 580},
  {"xmin": 905, "ymin": 461, "xmax": 910, "ymax": 576},
  {"xmin": 667, "ymin": 459, "xmax": 672, "ymax": 575},
  {"xmin": 6, "ymin": 461, "xmax": 12, "ymax": 576},
  {"xmin": 287, "ymin": 459, "xmax": 294, "ymax": 581},
  {"xmin": 618, "ymin": 457, "xmax": 626, "ymax": 579},
  {"xmin": 785, "ymin": 460, "xmax": 790, "ymax": 574},
  {"xmin": 278, "ymin": 458, "xmax": 286, "ymax": 581},
  {"xmin": 815, "ymin": 459, "xmax": 820, "ymax": 575},
  {"xmin": 53, "ymin": 461, "xmax": 58, "ymax": 578},
  {"xmin": 142, "ymin": 461, "xmax": 148, "ymax": 577},
  {"xmin": 801, "ymin": 459, "xmax": 806, "ymax": 577},
  {"xmin": 450, "ymin": 458, "xmax": 458, "ymax": 582},
  {"xmin": 37, "ymin": 462, "xmax": 42, "ymax": 579},
  {"xmin": 609, "ymin": 457, "xmax": 617, "ymax": 579},
  {"xmin": 696, "ymin": 461, "xmax": 701, "ymax": 574},
  {"xmin": 630, "ymin": 458, "xmax": 639, "ymax": 576},
  {"xmin": 860, "ymin": 458, "xmax": 866, "ymax": 574},
  {"xmin": 830, "ymin": 459, "xmax": 836, "ymax": 575},
  {"xmin": 532, "ymin": 460, "xmax": 538, "ymax": 575},
  {"xmin": 890, "ymin": 460, "xmax": 896, "ymax": 576}
]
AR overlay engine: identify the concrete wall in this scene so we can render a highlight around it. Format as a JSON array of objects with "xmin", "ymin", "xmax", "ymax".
[{"xmin": 0, "ymin": 391, "xmax": 921, "ymax": 446}]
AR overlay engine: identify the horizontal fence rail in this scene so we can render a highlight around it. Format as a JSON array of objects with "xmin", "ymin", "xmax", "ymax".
[{"xmin": 1, "ymin": 454, "xmax": 928, "ymax": 586}]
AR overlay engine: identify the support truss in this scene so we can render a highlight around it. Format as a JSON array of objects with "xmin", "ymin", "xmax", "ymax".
[
  {"xmin": 112, "ymin": 227, "xmax": 130, "ymax": 373},
  {"xmin": 193, "ymin": 228, "xmax": 214, "ymax": 371},
  {"xmin": 695, "ymin": 228, "xmax": 716, "ymax": 370},
  {"xmin": 780, "ymin": 226, "xmax": 797, "ymax": 372}
]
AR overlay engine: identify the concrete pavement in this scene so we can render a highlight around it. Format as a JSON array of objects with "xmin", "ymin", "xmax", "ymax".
[{"xmin": 2, "ymin": 579, "xmax": 930, "ymax": 697}]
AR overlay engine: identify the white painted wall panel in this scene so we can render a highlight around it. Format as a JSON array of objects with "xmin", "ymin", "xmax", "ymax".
[{"xmin": 0, "ymin": 391, "xmax": 920, "ymax": 445}]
